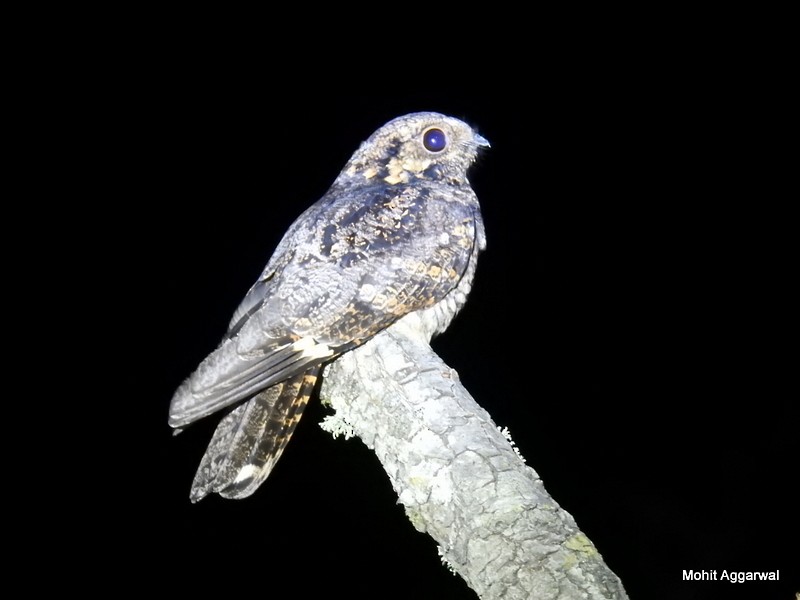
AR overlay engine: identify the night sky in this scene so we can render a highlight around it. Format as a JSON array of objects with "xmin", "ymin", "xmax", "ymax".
[{"xmin": 99, "ymin": 72, "xmax": 795, "ymax": 600}]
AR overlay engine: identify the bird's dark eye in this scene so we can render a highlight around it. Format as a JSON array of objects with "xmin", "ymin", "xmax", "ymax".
[{"xmin": 422, "ymin": 128, "xmax": 447, "ymax": 152}]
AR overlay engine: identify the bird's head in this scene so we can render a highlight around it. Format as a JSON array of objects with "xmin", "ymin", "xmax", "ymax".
[{"xmin": 341, "ymin": 112, "xmax": 489, "ymax": 186}]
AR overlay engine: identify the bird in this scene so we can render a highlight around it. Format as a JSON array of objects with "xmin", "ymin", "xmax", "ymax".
[{"xmin": 169, "ymin": 112, "xmax": 489, "ymax": 501}]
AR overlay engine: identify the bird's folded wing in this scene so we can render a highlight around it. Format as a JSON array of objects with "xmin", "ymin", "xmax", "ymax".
[
  {"xmin": 169, "ymin": 334, "xmax": 333, "ymax": 428},
  {"xmin": 170, "ymin": 198, "xmax": 479, "ymax": 430}
]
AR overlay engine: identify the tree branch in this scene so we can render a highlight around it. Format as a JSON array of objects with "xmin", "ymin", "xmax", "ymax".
[{"xmin": 319, "ymin": 314, "xmax": 628, "ymax": 600}]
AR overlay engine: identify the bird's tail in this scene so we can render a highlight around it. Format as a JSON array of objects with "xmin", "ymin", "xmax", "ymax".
[{"xmin": 189, "ymin": 367, "xmax": 320, "ymax": 502}]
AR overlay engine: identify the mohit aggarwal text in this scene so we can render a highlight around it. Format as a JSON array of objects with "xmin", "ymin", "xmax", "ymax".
[{"xmin": 683, "ymin": 570, "xmax": 780, "ymax": 583}]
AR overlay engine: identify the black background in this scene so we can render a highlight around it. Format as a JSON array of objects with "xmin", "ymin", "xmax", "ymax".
[{"xmin": 77, "ymin": 46, "xmax": 796, "ymax": 600}]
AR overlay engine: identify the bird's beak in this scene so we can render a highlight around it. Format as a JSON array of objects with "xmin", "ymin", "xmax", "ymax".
[{"xmin": 473, "ymin": 132, "xmax": 491, "ymax": 149}]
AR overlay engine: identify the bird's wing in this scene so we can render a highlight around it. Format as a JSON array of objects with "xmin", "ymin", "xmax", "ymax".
[
  {"xmin": 169, "ymin": 331, "xmax": 335, "ymax": 428},
  {"xmin": 189, "ymin": 367, "xmax": 319, "ymax": 501},
  {"xmin": 169, "ymin": 183, "xmax": 478, "ymax": 429}
]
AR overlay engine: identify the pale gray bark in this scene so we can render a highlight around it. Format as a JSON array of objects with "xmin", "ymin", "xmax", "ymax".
[{"xmin": 319, "ymin": 314, "xmax": 628, "ymax": 600}]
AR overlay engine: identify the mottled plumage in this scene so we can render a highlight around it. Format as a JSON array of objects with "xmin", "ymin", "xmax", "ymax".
[{"xmin": 170, "ymin": 112, "xmax": 488, "ymax": 501}]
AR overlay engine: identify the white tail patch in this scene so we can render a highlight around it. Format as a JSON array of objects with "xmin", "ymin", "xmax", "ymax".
[{"xmin": 233, "ymin": 464, "xmax": 259, "ymax": 484}]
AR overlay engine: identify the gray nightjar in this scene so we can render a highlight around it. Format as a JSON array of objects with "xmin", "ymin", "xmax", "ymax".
[{"xmin": 169, "ymin": 112, "xmax": 489, "ymax": 501}]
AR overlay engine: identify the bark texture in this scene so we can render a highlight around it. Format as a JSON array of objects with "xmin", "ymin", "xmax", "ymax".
[{"xmin": 320, "ymin": 314, "xmax": 628, "ymax": 600}]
